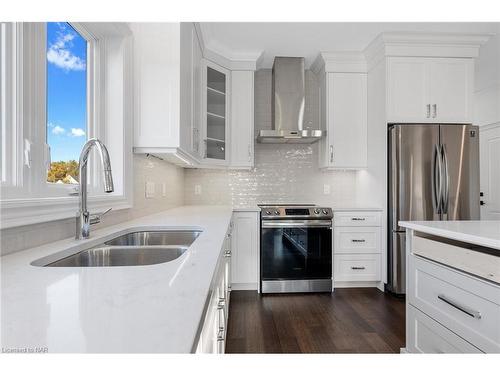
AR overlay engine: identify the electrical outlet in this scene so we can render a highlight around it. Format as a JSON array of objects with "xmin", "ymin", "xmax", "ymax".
[
  {"xmin": 323, "ymin": 184, "xmax": 331, "ymax": 195},
  {"xmin": 162, "ymin": 182, "xmax": 167, "ymax": 197},
  {"xmin": 145, "ymin": 181, "xmax": 155, "ymax": 198},
  {"xmin": 194, "ymin": 184, "xmax": 202, "ymax": 195}
]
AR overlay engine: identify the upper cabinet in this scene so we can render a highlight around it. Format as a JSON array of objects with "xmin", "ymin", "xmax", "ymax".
[
  {"xmin": 387, "ymin": 57, "xmax": 474, "ymax": 124},
  {"xmin": 132, "ymin": 22, "xmax": 256, "ymax": 169},
  {"xmin": 202, "ymin": 61, "xmax": 230, "ymax": 165},
  {"xmin": 314, "ymin": 53, "xmax": 368, "ymax": 170}
]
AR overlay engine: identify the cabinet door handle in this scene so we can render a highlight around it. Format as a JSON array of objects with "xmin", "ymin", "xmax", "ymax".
[
  {"xmin": 432, "ymin": 104, "xmax": 437, "ymax": 118},
  {"xmin": 426, "ymin": 104, "xmax": 431, "ymax": 118},
  {"xmin": 351, "ymin": 266, "xmax": 366, "ymax": 270},
  {"xmin": 224, "ymin": 250, "xmax": 232, "ymax": 257},
  {"xmin": 329, "ymin": 145, "xmax": 333, "ymax": 163},
  {"xmin": 351, "ymin": 239, "xmax": 366, "ymax": 243},
  {"xmin": 437, "ymin": 294, "xmax": 481, "ymax": 319},
  {"xmin": 217, "ymin": 328, "xmax": 225, "ymax": 340}
]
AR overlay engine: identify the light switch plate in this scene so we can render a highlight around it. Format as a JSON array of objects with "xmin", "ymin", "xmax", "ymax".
[
  {"xmin": 162, "ymin": 182, "xmax": 167, "ymax": 197},
  {"xmin": 194, "ymin": 185, "xmax": 202, "ymax": 195},
  {"xmin": 145, "ymin": 181, "xmax": 155, "ymax": 198},
  {"xmin": 323, "ymin": 184, "xmax": 331, "ymax": 195}
]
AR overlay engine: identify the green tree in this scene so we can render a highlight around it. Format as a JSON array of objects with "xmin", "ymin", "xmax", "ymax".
[{"xmin": 47, "ymin": 160, "xmax": 79, "ymax": 183}]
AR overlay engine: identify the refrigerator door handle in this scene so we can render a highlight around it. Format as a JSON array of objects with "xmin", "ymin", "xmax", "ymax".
[
  {"xmin": 432, "ymin": 144, "xmax": 443, "ymax": 214},
  {"xmin": 441, "ymin": 144, "xmax": 450, "ymax": 215}
]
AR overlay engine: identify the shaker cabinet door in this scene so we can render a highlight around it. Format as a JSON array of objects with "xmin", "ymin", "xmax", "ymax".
[
  {"xmin": 428, "ymin": 58, "xmax": 474, "ymax": 123},
  {"xmin": 387, "ymin": 57, "xmax": 429, "ymax": 123}
]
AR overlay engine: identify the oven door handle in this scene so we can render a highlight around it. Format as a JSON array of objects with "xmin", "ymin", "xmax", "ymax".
[{"xmin": 261, "ymin": 220, "xmax": 332, "ymax": 228}]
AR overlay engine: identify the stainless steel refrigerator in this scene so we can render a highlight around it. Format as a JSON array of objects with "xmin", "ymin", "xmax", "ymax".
[{"xmin": 387, "ymin": 124, "xmax": 480, "ymax": 294}]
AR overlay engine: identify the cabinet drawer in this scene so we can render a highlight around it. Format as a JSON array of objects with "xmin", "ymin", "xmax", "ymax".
[
  {"xmin": 333, "ymin": 254, "xmax": 381, "ymax": 282},
  {"xmin": 333, "ymin": 211, "xmax": 381, "ymax": 227},
  {"xmin": 407, "ymin": 305, "xmax": 482, "ymax": 353},
  {"xmin": 409, "ymin": 254, "xmax": 500, "ymax": 353},
  {"xmin": 334, "ymin": 227, "xmax": 380, "ymax": 254}
]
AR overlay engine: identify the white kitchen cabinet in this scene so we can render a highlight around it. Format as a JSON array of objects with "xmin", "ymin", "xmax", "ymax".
[
  {"xmin": 230, "ymin": 211, "xmax": 260, "ymax": 290},
  {"xmin": 132, "ymin": 23, "xmax": 255, "ymax": 169},
  {"xmin": 387, "ymin": 57, "xmax": 428, "ymax": 122},
  {"xmin": 319, "ymin": 72, "xmax": 367, "ymax": 169},
  {"xmin": 229, "ymin": 71, "xmax": 255, "ymax": 169},
  {"xmin": 201, "ymin": 60, "xmax": 231, "ymax": 166},
  {"xmin": 387, "ymin": 57, "xmax": 474, "ymax": 123},
  {"xmin": 407, "ymin": 304, "xmax": 482, "ymax": 353},
  {"xmin": 132, "ymin": 22, "xmax": 202, "ymax": 166},
  {"xmin": 406, "ymin": 230, "xmax": 500, "ymax": 353},
  {"xmin": 196, "ymin": 223, "xmax": 233, "ymax": 354},
  {"xmin": 332, "ymin": 210, "xmax": 382, "ymax": 284}
]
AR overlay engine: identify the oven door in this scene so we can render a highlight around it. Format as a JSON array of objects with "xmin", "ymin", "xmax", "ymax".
[{"xmin": 261, "ymin": 220, "xmax": 332, "ymax": 292}]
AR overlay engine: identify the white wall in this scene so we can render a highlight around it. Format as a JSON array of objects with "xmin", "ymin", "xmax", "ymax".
[
  {"xmin": 0, "ymin": 155, "xmax": 185, "ymax": 255},
  {"xmin": 474, "ymin": 26, "xmax": 500, "ymax": 127}
]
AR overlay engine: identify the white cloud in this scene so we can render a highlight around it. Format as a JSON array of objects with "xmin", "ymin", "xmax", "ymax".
[
  {"xmin": 46, "ymin": 26, "xmax": 86, "ymax": 72},
  {"xmin": 51, "ymin": 125, "xmax": 65, "ymax": 135},
  {"xmin": 70, "ymin": 128, "xmax": 86, "ymax": 137}
]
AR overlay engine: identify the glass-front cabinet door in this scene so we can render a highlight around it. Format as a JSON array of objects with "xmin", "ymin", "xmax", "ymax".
[{"xmin": 202, "ymin": 60, "xmax": 230, "ymax": 165}]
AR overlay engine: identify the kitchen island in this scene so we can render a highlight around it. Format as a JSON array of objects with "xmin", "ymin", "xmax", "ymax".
[
  {"xmin": 1, "ymin": 206, "xmax": 233, "ymax": 353},
  {"xmin": 400, "ymin": 220, "xmax": 500, "ymax": 353}
]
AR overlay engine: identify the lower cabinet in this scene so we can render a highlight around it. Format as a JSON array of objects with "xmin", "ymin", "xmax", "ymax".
[
  {"xmin": 195, "ymin": 223, "xmax": 232, "ymax": 353},
  {"xmin": 230, "ymin": 211, "xmax": 260, "ymax": 290},
  {"xmin": 406, "ymin": 232, "xmax": 500, "ymax": 353},
  {"xmin": 407, "ymin": 304, "xmax": 482, "ymax": 353},
  {"xmin": 332, "ymin": 210, "xmax": 382, "ymax": 284}
]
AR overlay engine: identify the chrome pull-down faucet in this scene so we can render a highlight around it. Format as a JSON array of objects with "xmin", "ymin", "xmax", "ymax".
[{"xmin": 76, "ymin": 138, "xmax": 114, "ymax": 240}]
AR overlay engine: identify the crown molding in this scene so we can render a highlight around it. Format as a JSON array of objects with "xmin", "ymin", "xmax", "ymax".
[
  {"xmin": 195, "ymin": 22, "xmax": 262, "ymax": 71},
  {"xmin": 311, "ymin": 51, "xmax": 367, "ymax": 75},
  {"xmin": 364, "ymin": 31, "xmax": 492, "ymax": 71}
]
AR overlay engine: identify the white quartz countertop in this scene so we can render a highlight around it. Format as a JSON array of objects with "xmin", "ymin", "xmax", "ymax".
[
  {"xmin": 1, "ymin": 205, "xmax": 233, "ymax": 353},
  {"xmin": 399, "ymin": 220, "xmax": 500, "ymax": 250}
]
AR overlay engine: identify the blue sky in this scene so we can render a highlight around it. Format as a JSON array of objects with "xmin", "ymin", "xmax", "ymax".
[{"xmin": 46, "ymin": 22, "xmax": 87, "ymax": 162}]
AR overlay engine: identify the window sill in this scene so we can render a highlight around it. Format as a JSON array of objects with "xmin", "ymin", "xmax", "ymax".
[{"xmin": 0, "ymin": 194, "xmax": 132, "ymax": 229}]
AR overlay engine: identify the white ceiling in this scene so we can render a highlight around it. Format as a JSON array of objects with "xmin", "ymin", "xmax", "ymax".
[{"xmin": 198, "ymin": 22, "xmax": 500, "ymax": 68}]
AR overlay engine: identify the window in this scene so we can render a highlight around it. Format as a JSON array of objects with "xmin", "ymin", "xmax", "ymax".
[
  {"xmin": 0, "ymin": 22, "xmax": 133, "ymax": 229},
  {"xmin": 46, "ymin": 22, "xmax": 88, "ymax": 185}
]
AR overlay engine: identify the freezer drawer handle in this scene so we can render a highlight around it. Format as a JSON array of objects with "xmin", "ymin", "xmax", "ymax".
[
  {"xmin": 437, "ymin": 294, "xmax": 481, "ymax": 319},
  {"xmin": 351, "ymin": 266, "xmax": 366, "ymax": 270},
  {"xmin": 351, "ymin": 239, "xmax": 366, "ymax": 243},
  {"xmin": 351, "ymin": 217, "xmax": 366, "ymax": 221}
]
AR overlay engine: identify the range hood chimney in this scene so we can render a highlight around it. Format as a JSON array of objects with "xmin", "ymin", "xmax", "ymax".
[{"xmin": 257, "ymin": 57, "xmax": 323, "ymax": 144}]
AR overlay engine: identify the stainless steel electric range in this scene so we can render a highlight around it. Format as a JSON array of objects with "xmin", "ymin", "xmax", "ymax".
[{"xmin": 258, "ymin": 204, "xmax": 333, "ymax": 293}]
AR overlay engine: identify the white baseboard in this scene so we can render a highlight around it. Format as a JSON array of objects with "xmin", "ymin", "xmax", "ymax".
[
  {"xmin": 333, "ymin": 281, "xmax": 380, "ymax": 289},
  {"xmin": 231, "ymin": 282, "xmax": 258, "ymax": 291}
]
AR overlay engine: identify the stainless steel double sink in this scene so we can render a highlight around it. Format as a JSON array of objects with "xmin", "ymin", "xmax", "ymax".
[{"xmin": 39, "ymin": 230, "xmax": 201, "ymax": 267}]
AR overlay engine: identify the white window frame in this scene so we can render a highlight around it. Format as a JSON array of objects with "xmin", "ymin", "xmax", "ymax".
[{"xmin": 0, "ymin": 22, "xmax": 133, "ymax": 229}]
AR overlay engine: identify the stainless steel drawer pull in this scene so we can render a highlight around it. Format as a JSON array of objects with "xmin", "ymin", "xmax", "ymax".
[
  {"xmin": 217, "ymin": 328, "xmax": 225, "ymax": 340},
  {"xmin": 437, "ymin": 294, "xmax": 481, "ymax": 319},
  {"xmin": 351, "ymin": 239, "xmax": 366, "ymax": 243},
  {"xmin": 218, "ymin": 297, "xmax": 226, "ymax": 308},
  {"xmin": 351, "ymin": 217, "xmax": 366, "ymax": 221},
  {"xmin": 351, "ymin": 266, "xmax": 366, "ymax": 270}
]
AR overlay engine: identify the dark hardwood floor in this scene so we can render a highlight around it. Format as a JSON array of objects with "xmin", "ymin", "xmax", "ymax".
[{"xmin": 225, "ymin": 288, "xmax": 405, "ymax": 353}]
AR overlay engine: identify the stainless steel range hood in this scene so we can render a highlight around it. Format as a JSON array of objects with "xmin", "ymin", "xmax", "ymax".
[{"xmin": 257, "ymin": 57, "xmax": 324, "ymax": 144}]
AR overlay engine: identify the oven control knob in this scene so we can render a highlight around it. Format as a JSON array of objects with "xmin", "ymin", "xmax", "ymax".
[
  {"xmin": 265, "ymin": 210, "xmax": 272, "ymax": 215},
  {"xmin": 274, "ymin": 210, "xmax": 280, "ymax": 215},
  {"xmin": 322, "ymin": 209, "xmax": 328, "ymax": 215},
  {"xmin": 314, "ymin": 208, "xmax": 321, "ymax": 214}
]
